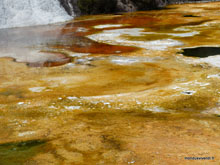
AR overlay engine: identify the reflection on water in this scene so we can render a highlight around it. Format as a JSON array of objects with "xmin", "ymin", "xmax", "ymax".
[{"xmin": 0, "ymin": 2, "xmax": 220, "ymax": 164}]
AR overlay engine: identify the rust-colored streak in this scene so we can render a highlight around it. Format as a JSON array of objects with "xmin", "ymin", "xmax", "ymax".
[
  {"xmin": 69, "ymin": 43, "xmax": 137, "ymax": 54},
  {"xmin": 52, "ymin": 12, "xmax": 210, "ymax": 56},
  {"xmin": 53, "ymin": 15, "xmax": 160, "ymax": 55},
  {"xmin": 27, "ymin": 58, "xmax": 72, "ymax": 67},
  {"xmin": 50, "ymin": 37, "xmax": 137, "ymax": 54},
  {"xmin": 27, "ymin": 51, "xmax": 72, "ymax": 67},
  {"xmin": 73, "ymin": 15, "xmax": 159, "ymax": 29},
  {"xmin": 43, "ymin": 58, "xmax": 72, "ymax": 67}
]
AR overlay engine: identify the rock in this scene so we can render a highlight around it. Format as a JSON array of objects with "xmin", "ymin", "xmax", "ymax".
[
  {"xmin": 116, "ymin": 0, "xmax": 137, "ymax": 12},
  {"xmin": 167, "ymin": 0, "xmax": 200, "ymax": 4},
  {"xmin": 59, "ymin": 0, "xmax": 167, "ymax": 16},
  {"xmin": 58, "ymin": 0, "xmax": 81, "ymax": 16},
  {"xmin": 132, "ymin": 0, "xmax": 167, "ymax": 10},
  {"xmin": 59, "ymin": 0, "xmax": 216, "ymax": 16},
  {"xmin": 77, "ymin": 0, "xmax": 118, "ymax": 15}
]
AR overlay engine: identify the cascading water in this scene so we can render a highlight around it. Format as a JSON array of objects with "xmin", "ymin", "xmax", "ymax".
[{"xmin": 0, "ymin": 0, "xmax": 73, "ymax": 29}]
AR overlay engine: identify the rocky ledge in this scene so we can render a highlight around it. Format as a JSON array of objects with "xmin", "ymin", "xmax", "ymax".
[
  {"xmin": 59, "ymin": 0, "xmax": 167, "ymax": 16},
  {"xmin": 59, "ymin": 0, "xmax": 217, "ymax": 16}
]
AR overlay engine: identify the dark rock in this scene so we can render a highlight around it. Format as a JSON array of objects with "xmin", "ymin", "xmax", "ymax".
[
  {"xmin": 116, "ymin": 0, "xmax": 137, "ymax": 12},
  {"xmin": 58, "ymin": 0, "xmax": 81, "ymax": 16},
  {"xmin": 132, "ymin": 0, "xmax": 167, "ymax": 10},
  {"xmin": 59, "ymin": 0, "xmax": 168, "ymax": 16},
  {"xmin": 59, "ymin": 0, "xmax": 216, "ymax": 16},
  {"xmin": 181, "ymin": 47, "xmax": 220, "ymax": 58},
  {"xmin": 77, "ymin": 0, "xmax": 118, "ymax": 15},
  {"xmin": 167, "ymin": 0, "xmax": 212, "ymax": 4}
]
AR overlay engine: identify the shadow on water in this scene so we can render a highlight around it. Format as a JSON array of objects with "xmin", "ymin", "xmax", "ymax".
[
  {"xmin": 181, "ymin": 47, "xmax": 220, "ymax": 58},
  {"xmin": 0, "ymin": 140, "xmax": 47, "ymax": 165},
  {"xmin": 183, "ymin": 15, "xmax": 200, "ymax": 17}
]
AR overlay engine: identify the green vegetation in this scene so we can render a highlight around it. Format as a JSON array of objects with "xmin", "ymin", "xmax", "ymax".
[{"xmin": 0, "ymin": 140, "xmax": 47, "ymax": 164}]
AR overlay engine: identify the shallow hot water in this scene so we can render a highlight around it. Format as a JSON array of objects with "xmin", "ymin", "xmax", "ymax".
[{"xmin": 0, "ymin": 2, "xmax": 220, "ymax": 164}]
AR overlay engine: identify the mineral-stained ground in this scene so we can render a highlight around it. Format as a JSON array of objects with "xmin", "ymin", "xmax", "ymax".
[{"xmin": 0, "ymin": 2, "xmax": 220, "ymax": 164}]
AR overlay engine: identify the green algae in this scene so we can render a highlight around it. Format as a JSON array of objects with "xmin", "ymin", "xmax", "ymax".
[{"xmin": 0, "ymin": 140, "xmax": 47, "ymax": 165}]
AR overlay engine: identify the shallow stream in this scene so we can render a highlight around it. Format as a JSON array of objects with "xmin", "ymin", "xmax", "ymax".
[{"xmin": 0, "ymin": 2, "xmax": 220, "ymax": 164}]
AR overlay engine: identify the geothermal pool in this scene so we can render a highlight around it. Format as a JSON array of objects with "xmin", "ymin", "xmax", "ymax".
[{"xmin": 0, "ymin": 2, "xmax": 220, "ymax": 164}]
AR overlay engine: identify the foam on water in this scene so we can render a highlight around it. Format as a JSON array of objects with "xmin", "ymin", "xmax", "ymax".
[
  {"xmin": 94, "ymin": 24, "xmax": 126, "ymax": 29},
  {"xmin": 183, "ymin": 54, "xmax": 220, "ymax": 68},
  {"xmin": 64, "ymin": 106, "xmax": 81, "ymax": 110},
  {"xmin": 207, "ymin": 74, "xmax": 220, "ymax": 79},
  {"xmin": 18, "ymin": 131, "xmax": 35, "ymax": 137},
  {"xmin": 29, "ymin": 87, "xmax": 46, "ymax": 93},
  {"xmin": 87, "ymin": 28, "xmax": 183, "ymax": 50},
  {"xmin": 110, "ymin": 56, "xmax": 164, "ymax": 65}
]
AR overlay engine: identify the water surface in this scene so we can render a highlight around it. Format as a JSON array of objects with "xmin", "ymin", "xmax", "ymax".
[{"xmin": 0, "ymin": 2, "xmax": 220, "ymax": 164}]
